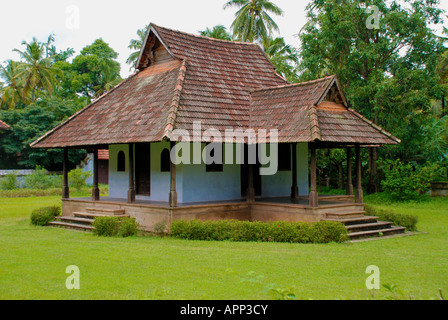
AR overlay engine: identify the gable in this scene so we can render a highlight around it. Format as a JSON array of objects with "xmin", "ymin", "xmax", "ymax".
[{"xmin": 137, "ymin": 29, "xmax": 176, "ymax": 69}]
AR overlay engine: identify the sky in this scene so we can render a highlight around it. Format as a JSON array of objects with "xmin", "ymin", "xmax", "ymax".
[{"xmin": 0, "ymin": 0, "xmax": 447, "ymax": 79}]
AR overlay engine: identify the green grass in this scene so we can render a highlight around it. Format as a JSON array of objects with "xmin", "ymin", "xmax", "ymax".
[{"xmin": 0, "ymin": 194, "xmax": 447, "ymax": 300}]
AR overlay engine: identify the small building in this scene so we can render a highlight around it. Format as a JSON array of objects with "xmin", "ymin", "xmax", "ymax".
[
  {"xmin": 81, "ymin": 150, "xmax": 109, "ymax": 186},
  {"xmin": 30, "ymin": 24, "xmax": 402, "ymax": 237}
]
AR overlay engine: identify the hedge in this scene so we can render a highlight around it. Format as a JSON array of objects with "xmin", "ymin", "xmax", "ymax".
[
  {"xmin": 170, "ymin": 220, "xmax": 349, "ymax": 243},
  {"xmin": 364, "ymin": 204, "xmax": 418, "ymax": 232},
  {"xmin": 30, "ymin": 206, "xmax": 61, "ymax": 226}
]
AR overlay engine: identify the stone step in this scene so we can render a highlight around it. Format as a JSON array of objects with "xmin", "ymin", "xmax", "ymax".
[
  {"xmin": 56, "ymin": 216, "xmax": 94, "ymax": 225},
  {"xmin": 348, "ymin": 226, "xmax": 406, "ymax": 240},
  {"xmin": 346, "ymin": 221, "xmax": 393, "ymax": 233},
  {"xmin": 48, "ymin": 221, "xmax": 94, "ymax": 231},
  {"xmin": 74, "ymin": 212, "xmax": 130, "ymax": 219},
  {"xmin": 324, "ymin": 216, "xmax": 379, "ymax": 226},
  {"xmin": 85, "ymin": 207, "xmax": 125, "ymax": 215},
  {"xmin": 326, "ymin": 211, "xmax": 366, "ymax": 219}
]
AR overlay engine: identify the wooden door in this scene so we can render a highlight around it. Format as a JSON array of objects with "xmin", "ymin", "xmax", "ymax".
[{"xmin": 135, "ymin": 143, "xmax": 151, "ymax": 196}]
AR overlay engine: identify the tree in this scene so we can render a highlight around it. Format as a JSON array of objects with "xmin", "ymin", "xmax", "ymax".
[
  {"xmin": 0, "ymin": 60, "xmax": 24, "ymax": 109},
  {"xmin": 13, "ymin": 37, "xmax": 62, "ymax": 103},
  {"xmin": 223, "ymin": 0, "xmax": 283, "ymax": 43},
  {"xmin": 298, "ymin": 0, "xmax": 446, "ymax": 191},
  {"xmin": 126, "ymin": 25, "xmax": 149, "ymax": 70},
  {"xmin": 263, "ymin": 37, "xmax": 299, "ymax": 82},
  {"xmin": 200, "ymin": 25, "xmax": 233, "ymax": 41},
  {"xmin": 69, "ymin": 39, "xmax": 122, "ymax": 98}
]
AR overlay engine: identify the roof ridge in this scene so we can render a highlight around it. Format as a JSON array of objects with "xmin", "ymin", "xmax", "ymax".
[
  {"xmin": 308, "ymin": 105, "xmax": 322, "ymax": 141},
  {"xmin": 0, "ymin": 120, "xmax": 10, "ymax": 130},
  {"xmin": 151, "ymin": 23, "xmax": 261, "ymax": 47},
  {"xmin": 250, "ymin": 75, "xmax": 336, "ymax": 94},
  {"xmin": 163, "ymin": 60, "xmax": 188, "ymax": 140},
  {"xmin": 30, "ymin": 71, "xmax": 140, "ymax": 148}
]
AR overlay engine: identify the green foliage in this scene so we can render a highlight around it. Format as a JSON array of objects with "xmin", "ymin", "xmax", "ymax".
[
  {"xmin": 92, "ymin": 216, "xmax": 138, "ymax": 237},
  {"xmin": 379, "ymin": 159, "xmax": 441, "ymax": 201},
  {"xmin": 299, "ymin": 0, "xmax": 446, "ymax": 164},
  {"xmin": 0, "ymin": 171, "xmax": 18, "ymax": 190},
  {"xmin": 68, "ymin": 168, "xmax": 92, "ymax": 191},
  {"xmin": 170, "ymin": 219, "xmax": 348, "ymax": 243},
  {"xmin": 200, "ymin": 25, "xmax": 232, "ymax": 41},
  {"xmin": 224, "ymin": 0, "xmax": 284, "ymax": 43},
  {"xmin": 23, "ymin": 166, "xmax": 61, "ymax": 189},
  {"xmin": 365, "ymin": 204, "xmax": 418, "ymax": 231},
  {"xmin": 30, "ymin": 206, "xmax": 61, "ymax": 226},
  {"xmin": 69, "ymin": 39, "xmax": 122, "ymax": 98},
  {"xmin": 0, "ymin": 98, "xmax": 87, "ymax": 170}
]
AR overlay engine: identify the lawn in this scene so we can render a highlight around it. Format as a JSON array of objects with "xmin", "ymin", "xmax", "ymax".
[{"xmin": 0, "ymin": 194, "xmax": 447, "ymax": 300}]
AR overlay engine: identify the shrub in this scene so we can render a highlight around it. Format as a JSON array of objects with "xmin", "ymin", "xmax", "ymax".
[
  {"xmin": 68, "ymin": 168, "xmax": 92, "ymax": 191},
  {"xmin": 92, "ymin": 216, "xmax": 138, "ymax": 237},
  {"xmin": 379, "ymin": 159, "xmax": 441, "ymax": 202},
  {"xmin": 365, "ymin": 204, "xmax": 418, "ymax": 231},
  {"xmin": 23, "ymin": 166, "xmax": 53, "ymax": 189},
  {"xmin": 30, "ymin": 206, "xmax": 61, "ymax": 226},
  {"xmin": 170, "ymin": 219, "xmax": 348, "ymax": 244},
  {"xmin": 0, "ymin": 171, "xmax": 19, "ymax": 190}
]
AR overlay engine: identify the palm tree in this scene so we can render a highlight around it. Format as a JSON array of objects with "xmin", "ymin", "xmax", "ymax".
[
  {"xmin": 13, "ymin": 37, "xmax": 61, "ymax": 103},
  {"xmin": 263, "ymin": 37, "xmax": 299, "ymax": 82},
  {"xmin": 200, "ymin": 25, "xmax": 232, "ymax": 41},
  {"xmin": 223, "ymin": 0, "xmax": 283, "ymax": 43},
  {"xmin": 0, "ymin": 60, "xmax": 25, "ymax": 109},
  {"xmin": 126, "ymin": 25, "xmax": 149, "ymax": 70}
]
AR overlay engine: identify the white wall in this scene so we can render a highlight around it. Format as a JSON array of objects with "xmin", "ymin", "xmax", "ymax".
[{"xmin": 109, "ymin": 142, "xmax": 309, "ymax": 203}]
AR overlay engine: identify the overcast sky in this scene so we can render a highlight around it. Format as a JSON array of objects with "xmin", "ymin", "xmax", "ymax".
[{"xmin": 1, "ymin": 0, "xmax": 447, "ymax": 78}]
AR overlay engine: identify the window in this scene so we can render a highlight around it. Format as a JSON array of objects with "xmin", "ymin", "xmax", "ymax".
[
  {"xmin": 205, "ymin": 143, "xmax": 223, "ymax": 172},
  {"xmin": 161, "ymin": 148, "xmax": 171, "ymax": 172},
  {"xmin": 117, "ymin": 151, "xmax": 126, "ymax": 172},
  {"xmin": 278, "ymin": 144, "xmax": 291, "ymax": 171}
]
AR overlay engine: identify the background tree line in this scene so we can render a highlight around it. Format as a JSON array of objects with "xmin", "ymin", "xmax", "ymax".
[{"xmin": 1, "ymin": 0, "xmax": 447, "ymax": 194}]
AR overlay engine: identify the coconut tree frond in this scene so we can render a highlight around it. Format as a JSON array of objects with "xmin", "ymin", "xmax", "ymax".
[{"xmin": 225, "ymin": 0, "xmax": 283, "ymax": 43}]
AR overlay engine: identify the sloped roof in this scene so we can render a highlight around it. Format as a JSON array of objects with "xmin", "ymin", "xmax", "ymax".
[
  {"xmin": 31, "ymin": 24, "xmax": 399, "ymax": 149},
  {"xmin": 149, "ymin": 24, "xmax": 287, "ymax": 139},
  {"xmin": 31, "ymin": 59, "xmax": 186, "ymax": 148},
  {"xmin": 0, "ymin": 120, "xmax": 10, "ymax": 131},
  {"xmin": 251, "ymin": 76, "xmax": 399, "ymax": 145}
]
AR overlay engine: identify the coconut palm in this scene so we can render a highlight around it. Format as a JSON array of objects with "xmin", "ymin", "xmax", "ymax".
[
  {"xmin": 223, "ymin": 0, "xmax": 283, "ymax": 43},
  {"xmin": 126, "ymin": 25, "xmax": 149, "ymax": 69},
  {"xmin": 263, "ymin": 37, "xmax": 300, "ymax": 82},
  {"xmin": 200, "ymin": 25, "xmax": 232, "ymax": 41},
  {"xmin": 0, "ymin": 60, "xmax": 25, "ymax": 109},
  {"xmin": 13, "ymin": 37, "xmax": 61, "ymax": 103}
]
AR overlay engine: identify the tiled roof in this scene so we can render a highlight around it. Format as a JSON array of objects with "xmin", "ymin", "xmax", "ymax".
[
  {"xmin": 31, "ymin": 24, "xmax": 399, "ymax": 148},
  {"xmin": 31, "ymin": 59, "xmax": 186, "ymax": 148},
  {"xmin": 0, "ymin": 120, "xmax": 10, "ymax": 131},
  {"xmin": 251, "ymin": 76, "xmax": 399, "ymax": 145},
  {"xmin": 150, "ymin": 24, "xmax": 287, "ymax": 140}
]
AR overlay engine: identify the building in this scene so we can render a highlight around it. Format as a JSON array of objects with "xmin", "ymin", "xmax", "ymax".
[{"xmin": 30, "ymin": 24, "xmax": 403, "ymax": 238}]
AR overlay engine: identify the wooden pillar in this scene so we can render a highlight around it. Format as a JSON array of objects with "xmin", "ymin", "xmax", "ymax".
[
  {"xmin": 346, "ymin": 148, "xmax": 354, "ymax": 196},
  {"xmin": 169, "ymin": 141, "xmax": 178, "ymax": 208},
  {"xmin": 246, "ymin": 163, "xmax": 255, "ymax": 203},
  {"xmin": 128, "ymin": 143, "xmax": 136, "ymax": 203},
  {"xmin": 309, "ymin": 145, "xmax": 318, "ymax": 207},
  {"xmin": 62, "ymin": 147, "xmax": 69, "ymax": 199},
  {"xmin": 291, "ymin": 143, "xmax": 299, "ymax": 200},
  {"xmin": 92, "ymin": 148, "xmax": 100, "ymax": 201},
  {"xmin": 355, "ymin": 144, "xmax": 364, "ymax": 203}
]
